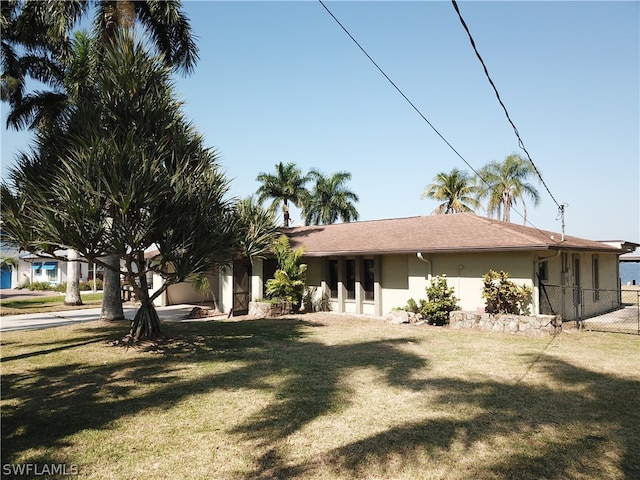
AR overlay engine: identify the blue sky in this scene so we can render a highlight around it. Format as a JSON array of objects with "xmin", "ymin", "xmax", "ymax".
[{"xmin": 1, "ymin": 0, "xmax": 638, "ymax": 245}]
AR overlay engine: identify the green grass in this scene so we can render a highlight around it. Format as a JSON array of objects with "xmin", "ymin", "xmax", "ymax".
[
  {"xmin": 0, "ymin": 293, "xmax": 103, "ymax": 316},
  {"xmin": 1, "ymin": 313, "xmax": 639, "ymax": 479}
]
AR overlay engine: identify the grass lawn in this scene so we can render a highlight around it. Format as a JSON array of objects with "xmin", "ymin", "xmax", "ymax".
[
  {"xmin": 0, "ymin": 293, "xmax": 104, "ymax": 316},
  {"xmin": 1, "ymin": 313, "xmax": 638, "ymax": 479}
]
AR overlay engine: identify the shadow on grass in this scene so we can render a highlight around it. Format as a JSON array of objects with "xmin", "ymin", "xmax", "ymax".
[
  {"xmin": 300, "ymin": 356, "xmax": 640, "ymax": 480},
  {"xmin": 1, "ymin": 318, "xmax": 638, "ymax": 480}
]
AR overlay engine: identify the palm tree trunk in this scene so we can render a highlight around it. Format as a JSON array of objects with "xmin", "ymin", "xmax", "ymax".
[
  {"xmin": 64, "ymin": 249, "xmax": 83, "ymax": 305},
  {"xmin": 283, "ymin": 200, "xmax": 290, "ymax": 227},
  {"xmin": 100, "ymin": 254, "xmax": 125, "ymax": 321}
]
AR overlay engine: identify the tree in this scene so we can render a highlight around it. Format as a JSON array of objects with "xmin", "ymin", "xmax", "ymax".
[
  {"xmin": 256, "ymin": 162, "xmax": 309, "ymax": 227},
  {"xmin": 1, "ymin": 0, "xmax": 199, "ymax": 320},
  {"xmin": 2, "ymin": 0, "xmax": 198, "ymax": 128},
  {"xmin": 476, "ymin": 154, "xmax": 541, "ymax": 223},
  {"xmin": 1, "ymin": 33, "xmax": 236, "ymax": 341},
  {"xmin": 265, "ymin": 235, "xmax": 307, "ymax": 311},
  {"xmin": 234, "ymin": 196, "xmax": 281, "ymax": 261},
  {"xmin": 420, "ymin": 168, "xmax": 481, "ymax": 215},
  {"xmin": 303, "ymin": 170, "xmax": 360, "ymax": 225}
]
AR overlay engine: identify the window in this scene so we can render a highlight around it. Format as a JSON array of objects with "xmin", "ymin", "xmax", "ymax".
[
  {"xmin": 363, "ymin": 259, "xmax": 374, "ymax": 301},
  {"xmin": 537, "ymin": 260, "xmax": 548, "ymax": 282},
  {"xmin": 88, "ymin": 263, "xmax": 104, "ymax": 281},
  {"xmin": 345, "ymin": 260, "xmax": 356, "ymax": 300},
  {"xmin": 43, "ymin": 262, "xmax": 58, "ymax": 283},
  {"xmin": 592, "ymin": 255, "xmax": 600, "ymax": 301},
  {"xmin": 329, "ymin": 260, "xmax": 338, "ymax": 299}
]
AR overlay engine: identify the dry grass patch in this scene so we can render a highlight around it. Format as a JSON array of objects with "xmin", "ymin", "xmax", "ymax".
[{"xmin": 1, "ymin": 313, "xmax": 638, "ymax": 479}]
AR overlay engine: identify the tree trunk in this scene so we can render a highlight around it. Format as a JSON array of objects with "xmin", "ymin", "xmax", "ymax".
[
  {"xmin": 64, "ymin": 249, "xmax": 83, "ymax": 305},
  {"xmin": 129, "ymin": 299, "xmax": 162, "ymax": 341},
  {"xmin": 100, "ymin": 254, "xmax": 125, "ymax": 321}
]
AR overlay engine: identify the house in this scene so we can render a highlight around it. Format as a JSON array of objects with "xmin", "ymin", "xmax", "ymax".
[
  {"xmin": 0, "ymin": 246, "xmax": 105, "ymax": 290},
  {"xmin": 209, "ymin": 213, "xmax": 636, "ymax": 321}
]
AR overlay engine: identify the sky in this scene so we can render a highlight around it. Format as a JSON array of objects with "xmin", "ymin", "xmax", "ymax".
[{"xmin": 1, "ymin": 0, "xmax": 639, "ymax": 245}]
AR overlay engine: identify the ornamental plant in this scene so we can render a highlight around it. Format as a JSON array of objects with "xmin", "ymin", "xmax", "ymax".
[
  {"xmin": 421, "ymin": 275, "xmax": 459, "ymax": 325},
  {"xmin": 481, "ymin": 269, "xmax": 532, "ymax": 314},
  {"xmin": 265, "ymin": 235, "xmax": 307, "ymax": 310}
]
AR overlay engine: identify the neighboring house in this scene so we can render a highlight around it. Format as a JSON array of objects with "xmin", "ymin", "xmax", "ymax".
[
  {"xmin": 0, "ymin": 248, "xmax": 105, "ymax": 290},
  {"xmin": 149, "ymin": 213, "xmax": 638, "ymax": 321}
]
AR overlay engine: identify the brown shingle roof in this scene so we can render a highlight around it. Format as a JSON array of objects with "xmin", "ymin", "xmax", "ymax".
[{"xmin": 286, "ymin": 213, "xmax": 624, "ymax": 256}]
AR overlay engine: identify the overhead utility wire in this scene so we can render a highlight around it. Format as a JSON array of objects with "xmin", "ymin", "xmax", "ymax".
[
  {"xmin": 318, "ymin": 0, "xmax": 549, "ymax": 234},
  {"xmin": 450, "ymin": 0, "xmax": 562, "ymax": 211},
  {"xmin": 318, "ymin": 0, "xmax": 472, "ymax": 174}
]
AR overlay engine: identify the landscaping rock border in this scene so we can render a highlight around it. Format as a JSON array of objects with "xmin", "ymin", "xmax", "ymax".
[{"xmin": 449, "ymin": 311, "xmax": 562, "ymax": 336}]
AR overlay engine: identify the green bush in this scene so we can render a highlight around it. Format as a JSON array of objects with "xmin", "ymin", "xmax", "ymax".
[
  {"xmin": 89, "ymin": 278, "xmax": 104, "ymax": 290},
  {"xmin": 481, "ymin": 269, "xmax": 532, "ymax": 314},
  {"xmin": 28, "ymin": 281, "xmax": 55, "ymax": 291},
  {"xmin": 398, "ymin": 276, "xmax": 459, "ymax": 325},
  {"xmin": 265, "ymin": 235, "xmax": 307, "ymax": 310},
  {"xmin": 421, "ymin": 275, "xmax": 459, "ymax": 325}
]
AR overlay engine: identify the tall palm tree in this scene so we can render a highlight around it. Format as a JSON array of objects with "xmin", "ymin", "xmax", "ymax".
[
  {"xmin": 2, "ymin": 0, "xmax": 198, "ymax": 130},
  {"xmin": 420, "ymin": 168, "xmax": 481, "ymax": 215},
  {"xmin": 256, "ymin": 162, "xmax": 310, "ymax": 227},
  {"xmin": 476, "ymin": 154, "xmax": 541, "ymax": 223},
  {"xmin": 303, "ymin": 170, "xmax": 360, "ymax": 225}
]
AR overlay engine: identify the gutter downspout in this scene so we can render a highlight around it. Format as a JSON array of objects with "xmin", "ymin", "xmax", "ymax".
[{"xmin": 416, "ymin": 253, "xmax": 432, "ymax": 283}]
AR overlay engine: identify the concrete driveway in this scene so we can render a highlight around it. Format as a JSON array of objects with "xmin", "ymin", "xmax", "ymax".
[{"xmin": 0, "ymin": 303, "xmax": 216, "ymax": 332}]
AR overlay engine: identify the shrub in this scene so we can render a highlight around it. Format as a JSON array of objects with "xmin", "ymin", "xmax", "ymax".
[
  {"xmin": 404, "ymin": 298, "xmax": 419, "ymax": 314},
  {"xmin": 398, "ymin": 276, "xmax": 459, "ymax": 325},
  {"xmin": 265, "ymin": 235, "xmax": 307, "ymax": 311},
  {"xmin": 421, "ymin": 275, "xmax": 459, "ymax": 325},
  {"xmin": 29, "ymin": 281, "xmax": 55, "ymax": 291},
  {"xmin": 481, "ymin": 269, "xmax": 532, "ymax": 314}
]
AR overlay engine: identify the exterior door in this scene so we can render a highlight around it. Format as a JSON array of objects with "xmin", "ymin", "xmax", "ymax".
[
  {"xmin": 0, "ymin": 266, "xmax": 12, "ymax": 289},
  {"xmin": 233, "ymin": 261, "xmax": 252, "ymax": 316}
]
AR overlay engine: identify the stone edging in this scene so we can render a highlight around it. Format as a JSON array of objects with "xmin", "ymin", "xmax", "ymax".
[{"xmin": 449, "ymin": 311, "xmax": 562, "ymax": 336}]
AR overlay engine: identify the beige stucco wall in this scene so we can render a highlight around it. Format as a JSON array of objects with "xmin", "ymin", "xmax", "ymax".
[{"xmin": 374, "ymin": 251, "xmax": 537, "ymax": 315}]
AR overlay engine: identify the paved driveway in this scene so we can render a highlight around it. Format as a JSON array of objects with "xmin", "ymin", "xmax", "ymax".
[{"xmin": 0, "ymin": 304, "xmax": 214, "ymax": 332}]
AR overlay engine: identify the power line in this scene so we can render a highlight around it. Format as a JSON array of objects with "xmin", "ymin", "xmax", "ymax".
[
  {"xmin": 317, "ymin": 0, "xmax": 562, "ymax": 241},
  {"xmin": 318, "ymin": 0, "xmax": 472, "ymax": 174},
  {"xmin": 450, "ymin": 0, "xmax": 562, "ymax": 211}
]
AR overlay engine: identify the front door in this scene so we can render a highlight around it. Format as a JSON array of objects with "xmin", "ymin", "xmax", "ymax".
[
  {"xmin": 233, "ymin": 261, "xmax": 251, "ymax": 316},
  {"xmin": 1, "ymin": 266, "xmax": 12, "ymax": 289}
]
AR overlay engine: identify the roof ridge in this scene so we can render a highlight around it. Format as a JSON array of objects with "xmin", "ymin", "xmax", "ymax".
[{"xmin": 470, "ymin": 215, "xmax": 562, "ymax": 247}]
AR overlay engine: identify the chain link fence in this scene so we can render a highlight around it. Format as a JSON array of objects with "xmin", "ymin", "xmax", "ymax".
[{"xmin": 539, "ymin": 284, "xmax": 640, "ymax": 335}]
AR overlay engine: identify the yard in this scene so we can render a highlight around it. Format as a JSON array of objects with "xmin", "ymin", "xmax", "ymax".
[{"xmin": 1, "ymin": 313, "xmax": 638, "ymax": 479}]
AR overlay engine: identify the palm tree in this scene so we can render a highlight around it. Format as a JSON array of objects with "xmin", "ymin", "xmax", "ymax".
[
  {"xmin": 3, "ymin": 0, "xmax": 198, "ymax": 130},
  {"xmin": 256, "ymin": 162, "xmax": 310, "ymax": 227},
  {"xmin": 420, "ymin": 168, "xmax": 481, "ymax": 215},
  {"xmin": 476, "ymin": 154, "xmax": 541, "ymax": 223},
  {"xmin": 235, "ymin": 196, "xmax": 281, "ymax": 260},
  {"xmin": 303, "ymin": 170, "xmax": 360, "ymax": 225}
]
